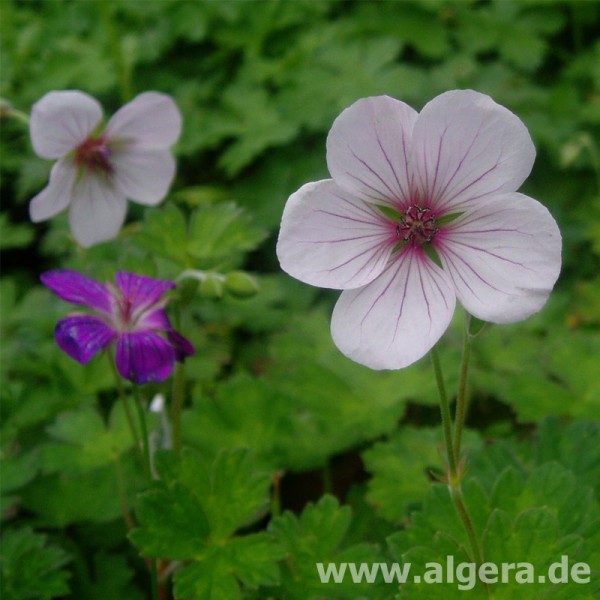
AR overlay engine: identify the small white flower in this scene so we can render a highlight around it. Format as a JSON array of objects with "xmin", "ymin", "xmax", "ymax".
[
  {"xmin": 29, "ymin": 90, "xmax": 182, "ymax": 247},
  {"xmin": 277, "ymin": 90, "xmax": 562, "ymax": 370}
]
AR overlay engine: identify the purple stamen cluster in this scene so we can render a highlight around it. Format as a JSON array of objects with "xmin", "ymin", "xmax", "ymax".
[{"xmin": 396, "ymin": 205, "xmax": 438, "ymax": 245}]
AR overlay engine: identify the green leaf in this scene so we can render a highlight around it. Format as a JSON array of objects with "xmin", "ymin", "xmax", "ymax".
[
  {"xmin": 388, "ymin": 456, "xmax": 600, "ymax": 598},
  {"xmin": 223, "ymin": 533, "xmax": 285, "ymax": 588},
  {"xmin": 187, "ymin": 202, "xmax": 267, "ymax": 267},
  {"xmin": 74, "ymin": 552, "xmax": 144, "ymax": 600},
  {"xmin": 269, "ymin": 496, "xmax": 384, "ymax": 599},
  {"xmin": 129, "ymin": 482, "xmax": 210, "ymax": 560},
  {"xmin": 173, "ymin": 553, "xmax": 241, "ymax": 600},
  {"xmin": 40, "ymin": 403, "xmax": 135, "ymax": 475},
  {"xmin": 0, "ymin": 528, "xmax": 70, "ymax": 600},
  {"xmin": 133, "ymin": 203, "xmax": 189, "ymax": 266},
  {"xmin": 363, "ymin": 426, "xmax": 481, "ymax": 522},
  {"xmin": 205, "ymin": 449, "xmax": 272, "ymax": 540},
  {"xmin": 131, "ymin": 449, "xmax": 278, "ymax": 599},
  {"xmin": 0, "ymin": 448, "xmax": 39, "ymax": 512},
  {"xmin": 183, "ymin": 311, "xmax": 410, "ymax": 473},
  {"xmin": 473, "ymin": 327, "xmax": 600, "ymax": 422},
  {"xmin": 533, "ymin": 418, "xmax": 600, "ymax": 498},
  {"xmin": 20, "ymin": 453, "xmax": 145, "ymax": 526}
]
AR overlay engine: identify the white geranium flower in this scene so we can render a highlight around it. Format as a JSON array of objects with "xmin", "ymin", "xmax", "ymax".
[
  {"xmin": 277, "ymin": 90, "xmax": 562, "ymax": 370},
  {"xmin": 29, "ymin": 90, "xmax": 182, "ymax": 247}
]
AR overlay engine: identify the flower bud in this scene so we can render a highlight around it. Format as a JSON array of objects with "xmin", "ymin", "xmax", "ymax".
[
  {"xmin": 200, "ymin": 274, "xmax": 224, "ymax": 298},
  {"xmin": 224, "ymin": 271, "xmax": 259, "ymax": 298}
]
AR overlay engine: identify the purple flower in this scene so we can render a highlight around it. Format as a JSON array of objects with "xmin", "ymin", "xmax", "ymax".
[
  {"xmin": 29, "ymin": 91, "xmax": 182, "ymax": 247},
  {"xmin": 41, "ymin": 270, "xmax": 194, "ymax": 384},
  {"xmin": 277, "ymin": 90, "xmax": 562, "ymax": 370}
]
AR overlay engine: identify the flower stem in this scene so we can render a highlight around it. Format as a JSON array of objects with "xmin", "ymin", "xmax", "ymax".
[
  {"xmin": 430, "ymin": 346, "xmax": 457, "ymax": 479},
  {"xmin": 131, "ymin": 384, "xmax": 159, "ymax": 600},
  {"xmin": 450, "ymin": 485, "xmax": 484, "ymax": 566},
  {"xmin": 453, "ymin": 313, "xmax": 472, "ymax": 465},
  {"xmin": 132, "ymin": 385, "xmax": 152, "ymax": 479},
  {"xmin": 171, "ymin": 362, "xmax": 184, "ymax": 453},
  {"xmin": 106, "ymin": 349, "xmax": 144, "ymax": 465},
  {"xmin": 430, "ymin": 344, "xmax": 486, "ymax": 587},
  {"xmin": 1, "ymin": 104, "xmax": 30, "ymax": 126}
]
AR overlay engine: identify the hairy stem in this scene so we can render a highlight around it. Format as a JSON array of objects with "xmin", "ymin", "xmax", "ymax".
[
  {"xmin": 431, "ymin": 343, "xmax": 487, "ymax": 594},
  {"xmin": 430, "ymin": 346, "xmax": 457, "ymax": 478},
  {"xmin": 453, "ymin": 313, "xmax": 472, "ymax": 464}
]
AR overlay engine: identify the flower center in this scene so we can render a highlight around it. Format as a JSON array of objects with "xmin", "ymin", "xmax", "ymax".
[
  {"xmin": 74, "ymin": 136, "xmax": 113, "ymax": 176},
  {"xmin": 111, "ymin": 293, "xmax": 138, "ymax": 331},
  {"xmin": 395, "ymin": 205, "xmax": 438, "ymax": 245}
]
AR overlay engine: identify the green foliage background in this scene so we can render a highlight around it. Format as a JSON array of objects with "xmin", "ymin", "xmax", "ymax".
[{"xmin": 1, "ymin": 1, "xmax": 599, "ymax": 599}]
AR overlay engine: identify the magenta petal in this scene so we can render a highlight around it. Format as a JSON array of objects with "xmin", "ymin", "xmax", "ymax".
[
  {"xmin": 116, "ymin": 331, "xmax": 175, "ymax": 384},
  {"xmin": 115, "ymin": 272, "xmax": 175, "ymax": 313},
  {"xmin": 41, "ymin": 270, "xmax": 113, "ymax": 315},
  {"xmin": 137, "ymin": 307, "xmax": 172, "ymax": 331},
  {"xmin": 167, "ymin": 329, "xmax": 195, "ymax": 361},
  {"xmin": 55, "ymin": 315, "xmax": 116, "ymax": 364}
]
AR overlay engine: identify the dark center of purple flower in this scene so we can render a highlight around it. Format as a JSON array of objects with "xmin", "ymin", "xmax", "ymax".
[
  {"xmin": 396, "ymin": 205, "xmax": 439, "ymax": 245},
  {"xmin": 74, "ymin": 136, "xmax": 113, "ymax": 176}
]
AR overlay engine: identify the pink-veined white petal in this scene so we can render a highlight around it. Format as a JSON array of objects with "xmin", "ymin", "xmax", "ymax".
[
  {"xmin": 30, "ymin": 91, "xmax": 103, "ymax": 159},
  {"xmin": 105, "ymin": 92, "xmax": 182, "ymax": 149},
  {"xmin": 331, "ymin": 250, "xmax": 456, "ymax": 369},
  {"xmin": 437, "ymin": 192, "xmax": 561, "ymax": 323},
  {"xmin": 276, "ymin": 180, "xmax": 393, "ymax": 290},
  {"xmin": 327, "ymin": 95, "xmax": 418, "ymax": 205},
  {"xmin": 412, "ymin": 90, "xmax": 535, "ymax": 213},
  {"xmin": 29, "ymin": 159, "xmax": 76, "ymax": 222},
  {"xmin": 68, "ymin": 175, "xmax": 127, "ymax": 247},
  {"xmin": 112, "ymin": 148, "xmax": 176, "ymax": 205}
]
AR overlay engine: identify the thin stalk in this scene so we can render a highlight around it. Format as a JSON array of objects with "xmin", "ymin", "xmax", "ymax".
[
  {"xmin": 132, "ymin": 385, "xmax": 152, "ymax": 478},
  {"xmin": 171, "ymin": 362, "xmax": 184, "ymax": 453},
  {"xmin": 430, "ymin": 344, "xmax": 487, "ymax": 594},
  {"xmin": 132, "ymin": 384, "xmax": 159, "ymax": 600},
  {"xmin": 450, "ymin": 486, "xmax": 484, "ymax": 566},
  {"xmin": 430, "ymin": 346, "xmax": 457, "ymax": 478},
  {"xmin": 453, "ymin": 313, "xmax": 472, "ymax": 465},
  {"xmin": 3, "ymin": 106, "xmax": 30, "ymax": 126},
  {"xmin": 106, "ymin": 349, "xmax": 143, "ymax": 464}
]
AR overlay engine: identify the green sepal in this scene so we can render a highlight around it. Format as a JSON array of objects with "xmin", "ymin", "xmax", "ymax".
[
  {"xmin": 468, "ymin": 315, "xmax": 487, "ymax": 337},
  {"xmin": 423, "ymin": 244, "xmax": 443, "ymax": 268},
  {"xmin": 376, "ymin": 204, "xmax": 402, "ymax": 221},
  {"xmin": 392, "ymin": 241, "xmax": 406, "ymax": 254},
  {"xmin": 436, "ymin": 212, "xmax": 464, "ymax": 227}
]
